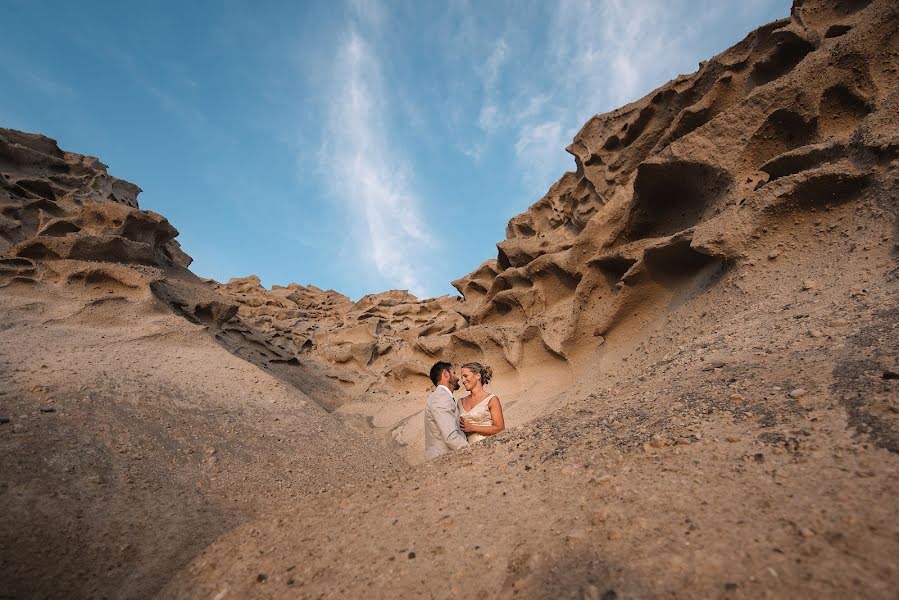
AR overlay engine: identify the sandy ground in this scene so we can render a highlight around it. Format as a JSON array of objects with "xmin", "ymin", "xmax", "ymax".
[
  {"xmin": 0, "ymin": 279, "xmax": 403, "ymax": 599},
  {"xmin": 159, "ymin": 201, "xmax": 899, "ymax": 599}
]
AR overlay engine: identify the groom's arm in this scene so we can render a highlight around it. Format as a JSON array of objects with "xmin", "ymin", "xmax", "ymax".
[{"xmin": 432, "ymin": 397, "xmax": 469, "ymax": 450}]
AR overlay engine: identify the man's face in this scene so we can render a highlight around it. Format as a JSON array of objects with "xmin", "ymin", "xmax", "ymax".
[{"xmin": 447, "ymin": 368, "xmax": 460, "ymax": 391}]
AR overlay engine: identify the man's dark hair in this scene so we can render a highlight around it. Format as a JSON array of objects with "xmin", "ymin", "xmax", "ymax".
[{"xmin": 429, "ymin": 361, "xmax": 452, "ymax": 386}]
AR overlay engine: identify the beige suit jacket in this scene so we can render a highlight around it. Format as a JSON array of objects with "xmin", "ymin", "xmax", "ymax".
[{"xmin": 424, "ymin": 386, "xmax": 469, "ymax": 460}]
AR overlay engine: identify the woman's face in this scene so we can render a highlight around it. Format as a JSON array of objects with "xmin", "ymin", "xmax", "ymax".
[{"xmin": 460, "ymin": 368, "xmax": 480, "ymax": 391}]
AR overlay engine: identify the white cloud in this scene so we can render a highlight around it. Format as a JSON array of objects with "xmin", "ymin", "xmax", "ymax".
[
  {"xmin": 349, "ymin": 0, "xmax": 385, "ymax": 28},
  {"xmin": 500, "ymin": 0, "xmax": 722, "ymax": 193},
  {"xmin": 320, "ymin": 30, "xmax": 434, "ymax": 297},
  {"xmin": 0, "ymin": 49, "xmax": 74, "ymax": 98},
  {"xmin": 514, "ymin": 120, "xmax": 570, "ymax": 190},
  {"xmin": 470, "ymin": 38, "xmax": 508, "ymax": 142},
  {"xmin": 480, "ymin": 38, "xmax": 508, "ymax": 91},
  {"xmin": 478, "ymin": 103, "xmax": 500, "ymax": 133}
]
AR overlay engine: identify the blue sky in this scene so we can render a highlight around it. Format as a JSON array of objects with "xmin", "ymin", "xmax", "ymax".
[{"xmin": 3, "ymin": 0, "xmax": 791, "ymax": 299}]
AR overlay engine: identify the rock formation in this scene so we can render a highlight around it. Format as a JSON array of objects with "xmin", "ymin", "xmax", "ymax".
[
  {"xmin": 211, "ymin": 0, "xmax": 899, "ymax": 463},
  {"xmin": 1, "ymin": 0, "xmax": 897, "ymax": 597},
  {"xmin": 0, "ymin": 129, "xmax": 405, "ymax": 598}
]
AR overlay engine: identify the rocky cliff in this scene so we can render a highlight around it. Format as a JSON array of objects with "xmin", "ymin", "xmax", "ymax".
[{"xmin": 212, "ymin": 0, "xmax": 899, "ymax": 464}]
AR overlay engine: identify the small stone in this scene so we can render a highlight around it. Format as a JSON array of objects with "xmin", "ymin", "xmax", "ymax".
[
  {"xmin": 728, "ymin": 393, "xmax": 745, "ymax": 402},
  {"xmin": 788, "ymin": 388, "xmax": 807, "ymax": 399},
  {"xmin": 808, "ymin": 329, "xmax": 823, "ymax": 338},
  {"xmin": 702, "ymin": 360, "xmax": 727, "ymax": 371},
  {"xmin": 204, "ymin": 446, "xmax": 216, "ymax": 455},
  {"xmin": 591, "ymin": 508, "xmax": 610, "ymax": 525},
  {"xmin": 607, "ymin": 529, "xmax": 623, "ymax": 540},
  {"xmin": 650, "ymin": 434, "xmax": 667, "ymax": 448},
  {"xmin": 691, "ymin": 432, "xmax": 703, "ymax": 441},
  {"xmin": 594, "ymin": 474, "xmax": 613, "ymax": 485},
  {"xmin": 767, "ymin": 250, "xmax": 781, "ymax": 260},
  {"xmin": 799, "ymin": 527, "xmax": 815, "ymax": 538},
  {"xmin": 831, "ymin": 319, "xmax": 849, "ymax": 326},
  {"xmin": 256, "ymin": 573, "xmax": 267, "ymax": 583},
  {"xmin": 724, "ymin": 582, "xmax": 739, "ymax": 591},
  {"xmin": 408, "ymin": 551, "xmax": 416, "ymax": 559},
  {"xmin": 582, "ymin": 584, "xmax": 601, "ymax": 600},
  {"xmin": 39, "ymin": 407, "xmax": 56, "ymax": 413},
  {"xmin": 725, "ymin": 435, "xmax": 740, "ymax": 443},
  {"xmin": 800, "ymin": 279, "xmax": 817, "ymax": 291},
  {"xmin": 12, "ymin": 424, "xmax": 27, "ymax": 434}
]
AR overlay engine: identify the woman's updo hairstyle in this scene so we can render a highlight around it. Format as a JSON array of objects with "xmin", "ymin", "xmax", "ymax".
[{"xmin": 461, "ymin": 362, "xmax": 493, "ymax": 385}]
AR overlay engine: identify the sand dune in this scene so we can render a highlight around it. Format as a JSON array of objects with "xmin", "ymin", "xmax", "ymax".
[{"xmin": 1, "ymin": 0, "xmax": 898, "ymax": 597}]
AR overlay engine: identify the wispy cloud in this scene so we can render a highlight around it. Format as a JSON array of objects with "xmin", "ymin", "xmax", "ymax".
[
  {"xmin": 320, "ymin": 29, "xmax": 434, "ymax": 297},
  {"xmin": 0, "ymin": 49, "xmax": 74, "ymax": 98},
  {"xmin": 514, "ymin": 120, "xmax": 567, "ymax": 190},
  {"xmin": 480, "ymin": 38, "xmax": 508, "ymax": 93},
  {"xmin": 496, "ymin": 0, "xmax": 724, "ymax": 192}
]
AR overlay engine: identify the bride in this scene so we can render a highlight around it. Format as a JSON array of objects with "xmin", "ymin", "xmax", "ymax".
[{"xmin": 458, "ymin": 362, "xmax": 505, "ymax": 443}]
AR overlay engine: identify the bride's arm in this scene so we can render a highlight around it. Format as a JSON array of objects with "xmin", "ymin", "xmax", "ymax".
[{"xmin": 461, "ymin": 396, "xmax": 506, "ymax": 436}]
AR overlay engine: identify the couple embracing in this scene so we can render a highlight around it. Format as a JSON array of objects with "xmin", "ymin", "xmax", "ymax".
[{"xmin": 423, "ymin": 361, "xmax": 505, "ymax": 460}]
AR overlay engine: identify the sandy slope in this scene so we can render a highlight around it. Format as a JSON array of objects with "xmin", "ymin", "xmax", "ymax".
[
  {"xmin": 160, "ymin": 200, "xmax": 899, "ymax": 598},
  {"xmin": 0, "ymin": 278, "xmax": 403, "ymax": 599}
]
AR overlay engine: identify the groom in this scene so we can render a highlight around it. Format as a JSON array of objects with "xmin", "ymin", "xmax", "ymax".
[{"xmin": 424, "ymin": 361, "xmax": 469, "ymax": 460}]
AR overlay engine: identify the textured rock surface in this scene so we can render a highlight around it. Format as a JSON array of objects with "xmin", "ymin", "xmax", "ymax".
[
  {"xmin": 0, "ymin": 130, "xmax": 404, "ymax": 599},
  {"xmin": 212, "ymin": 0, "xmax": 899, "ymax": 466},
  {"xmin": 2, "ymin": 0, "xmax": 899, "ymax": 598}
]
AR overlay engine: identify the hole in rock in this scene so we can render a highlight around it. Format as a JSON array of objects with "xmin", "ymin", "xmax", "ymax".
[
  {"xmin": 818, "ymin": 85, "xmax": 872, "ymax": 138},
  {"xmin": 464, "ymin": 280, "xmax": 488, "ymax": 296},
  {"xmin": 624, "ymin": 161, "xmax": 733, "ymax": 240},
  {"xmin": 39, "ymin": 220, "xmax": 81, "ymax": 237},
  {"xmin": 590, "ymin": 255, "xmax": 637, "ymax": 293},
  {"xmin": 0, "ymin": 257, "xmax": 34, "ymax": 268},
  {"xmin": 667, "ymin": 107, "xmax": 712, "ymax": 143},
  {"xmin": 615, "ymin": 105, "xmax": 656, "ymax": 150},
  {"xmin": 834, "ymin": 0, "xmax": 872, "ymax": 16},
  {"xmin": 24, "ymin": 198, "xmax": 62, "ymax": 213},
  {"xmin": 512, "ymin": 222, "xmax": 536, "ymax": 237},
  {"xmin": 643, "ymin": 239, "xmax": 728, "ymax": 290},
  {"xmin": 5, "ymin": 276, "xmax": 39, "ymax": 286},
  {"xmin": 778, "ymin": 171, "xmax": 869, "ymax": 211},
  {"xmin": 747, "ymin": 33, "xmax": 814, "ymax": 90},
  {"xmin": 497, "ymin": 247, "xmax": 512, "ymax": 271},
  {"xmin": 270, "ymin": 356, "xmax": 300, "ymax": 366},
  {"xmin": 824, "ymin": 24, "xmax": 852, "ymax": 38},
  {"xmin": 495, "ymin": 300, "xmax": 514, "ymax": 316},
  {"xmin": 743, "ymin": 109, "xmax": 817, "ymax": 168},
  {"xmin": 531, "ymin": 263, "xmax": 582, "ymax": 306},
  {"xmin": 15, "ymin": 180, "xmax": 57, "ymax": 201},
  {"xmin": 16, "ymin": 241, "xmax": 60, "ymax": 260},
  {"xmin": 67, "ymin": 269, "xmax": 138, "ymax": 290},
  {"xmin": 760, "ymin": 144, "xmax": 842, "ymax": 181}
]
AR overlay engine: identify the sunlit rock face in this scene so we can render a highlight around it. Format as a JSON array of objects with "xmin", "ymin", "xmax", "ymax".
[{"xmin": 212, "ymin": 0, "xmax": 898, "ymax": 461}]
